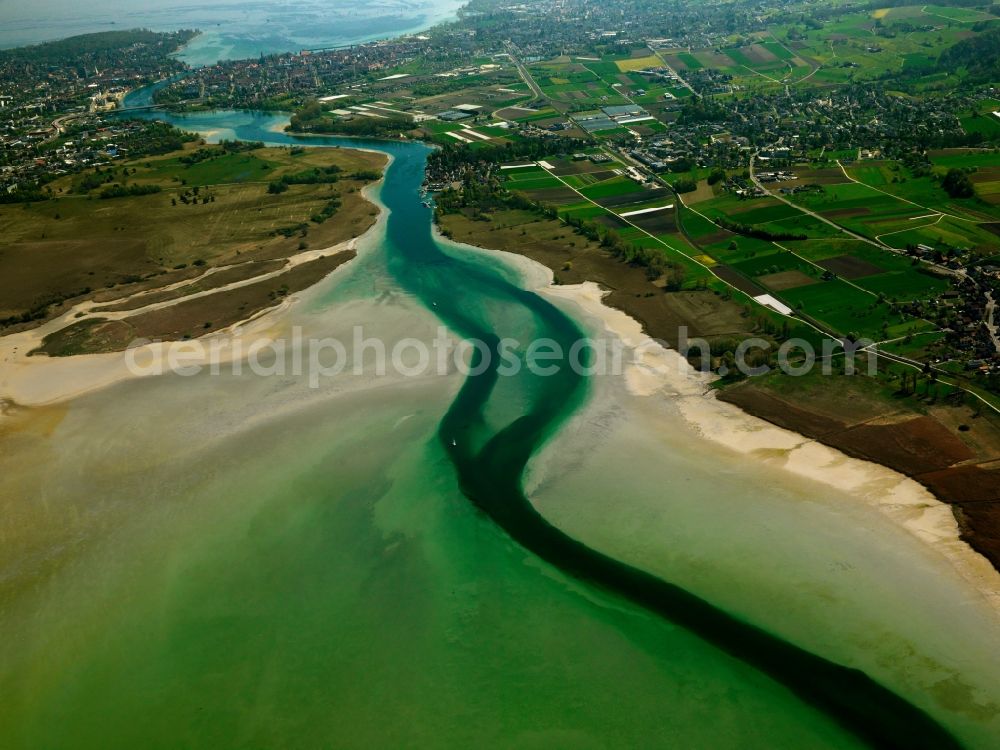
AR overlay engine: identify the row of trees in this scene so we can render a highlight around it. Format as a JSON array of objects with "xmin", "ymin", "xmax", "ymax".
[
  {"xmin": 437, "ymin": 173, "xmax": 688, "ymax": 290},
  {"xmin": 714, "ymin": 216, "xmax": 807, "ymax": 242},
  {"xmin": 179, "ymin": 140, "xmax": 263, "ymax": 165},
  {"xmin": 98, "ymin": 183, "xmax": 162, "ymax": 199}
]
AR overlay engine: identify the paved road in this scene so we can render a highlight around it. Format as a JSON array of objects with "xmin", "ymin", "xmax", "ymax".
[
  {"xmin": 533, "ymin": 150, "xmax": 1000, "ymax": 415},
  {"xmin": 504, "ymin": 41, "xmax": 544, "ymax": 99},
  {"xmin": 748, "ymin": 154, "xmax": 893, "ymax": 249},
  {"xmin": 987, "ymin": 291, "xmax": 1000, "ymax": 355},
  {"xmin": 646, "ymin": 45, "xmax": 695, "ymax": 94},
  {"xmin": 750, "ymin": 154, "xmax": 967, "ymax": 283}
]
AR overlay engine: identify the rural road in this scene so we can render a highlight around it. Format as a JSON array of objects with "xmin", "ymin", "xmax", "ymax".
[
  {"xmin": 749, "ymin": 154, "xmax": 965, "ymax": 281},
  {"xmin": 646, "ymin": 45, "xmax": 696, "ymax": 94},
  {"xmin": 987, "ymin": 291, "xmax": 1000, "ymax": 355},
  {"xmin": 531, "ymin": 153, "xmax": 1000, "ymax": 415},
  {"xmin": 505, "ymin": 41, "xmax": 544, "ymax": 99},
  {"xmin": 748, "ymin": 154, "xmax": 894, "ymax": 249}
]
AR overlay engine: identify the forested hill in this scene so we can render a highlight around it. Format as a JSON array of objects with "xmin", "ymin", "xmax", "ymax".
[
  {"xmin": 939, "ymin": 26, "xmax": 1000, "ymax": 82},
  {"xmin": 0, "ymin": 29, "xmax": 197, "ymax": 72}
]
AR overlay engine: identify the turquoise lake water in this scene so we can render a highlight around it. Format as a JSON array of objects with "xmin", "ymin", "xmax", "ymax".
[
  {"xmin": 0, "ymin": 0, "xmax": 464, "ymax": 64},
  {"xmin": 0, "ymin": 103, "xmax": 998, "ymax": 748}
]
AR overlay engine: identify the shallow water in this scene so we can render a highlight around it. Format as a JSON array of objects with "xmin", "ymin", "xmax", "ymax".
[
  {"xmin": 0, "ymin": 106, "xmax": 998, "ymax": 748},
  {"xmin": 0, "ymin": 0, "xmax": 464, "ymax": 64}
]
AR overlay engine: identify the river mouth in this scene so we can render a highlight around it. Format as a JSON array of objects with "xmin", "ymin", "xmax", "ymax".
[{"xmin": 0, "ymin": 106, "xmax": 998, "ymax": 748}]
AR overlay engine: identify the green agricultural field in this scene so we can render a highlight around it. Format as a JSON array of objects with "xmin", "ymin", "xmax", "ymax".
[
  {"xmin": 616, "ymin": 226, "xmax": 649, "ymax": 242},
  {"xmin": 772, "ymin": 7, "xmax": 971, "ymax": 84},
  {"xmin": 930, "ymin": 150, "xmax": 1000, "ymax": 169},
  {"xmin": 760, "ymin": 41, "xmax": 794, "ymax": 61},
  {"xmin": 694, "ymin": 194, "xmax": 841, "ymax": 238},
  {"xmin": 511, "ymin": 108, "xmax": 562, "ymax": 123},
  {"xmin": 705, "ymin": 236, "xmax": 783, "ymax": 263},
  {"xmin": 881, "ymin": 215, "xmax": 1000, "ymax": 254},
  {"xmin": 131, "ymin": 151, "xmax": 276, "ymax": 187},
  {"xmin": 732, "ymin": 251, "xmax": 818, "ymax": 278},
  {"xmin": 845, "ymin": 164, "xmax": 1000, "ymax": 220},
  {"xmin": 613, "ymin": 197, "xmax": 676, "ymax": 214},
  {"xmin": 786, "ymin": 238, "xmax": 953, "ymax": 302},
  {"xmin": 560, "ymin": 174, "xmax": 592, "ymax": 189},
  {"xmin": 787, "ymin": 182, "xmax": 934, "ymax": 239},
  {"xmin": 676, "ymin": 52, "xmax": 703, "ymax": 70},
  {"xmin": 632, "ymin": 120, "xmax": 668, "ymax": 134},
  {"xmin": 879, "ymin": 331, "xmax": 947, "ymax": 360},
  {"xmin": 796, "ymin": 181, "xmax": 886, "ymax": 205},
  {"xmin": 723, "ymin": 47, "xmax": 755, "ymax": 67},
  {"xmin": 961, "ymin": 113, "xmax": 1000, "ymax": 139},
  {"xmin": 849, "ymin": 164, "xmax": 892, "ymax": 186},
  {"xmin": 763, "ymin": 214, "xmax": 844, "ymax": 239},
  {"xmin": 588, "ymin": 60, "xmax": 626, "ymax": 77},
  {"xmin": 555, "ymin": 201, "xmax": 594, "ymax": 214},
  {"xmin": 504, "ymin": 167, "xmax": 550, "ymax": 181},
  {"xmin": 782, "ymin": 239, "xmax": 875, "ymax": 262},
  {"xmin": 422, "ymin": 120, "xmax": 465, "ymax": 135},
  {"xmin": 661, "ymin": 167, "xmax": 715, "ymax": 186},
  {"xmin": 726, "ymin": 203, "xmax": 801, "ymax": 225},
  {"xmin": 507, "ymin": 176, "xmax": 564, "ymax": 191},
  {"xmin": 478, "ymin": 125, "xmax": 520, "ymax": 138},
  {"xmin": 777, "ymin": 280, "xmax": 900, "ymax": 339},
  {"xmin": 854, "ymin": 268, "xmax": 951, "ymax": 300},
  {"xmin": 846, "ymin": 244, "xmax": 935, "ymax": 274},
  {"xmin": 560, "ymin": 205, "xmax": 610, "ymax": 221},
  {"xmin": 811, "ymin": 67, "xmax": 853, "ymax": 84},
  {"xmin": 579, "ymin": 176, "xmax": 647, "ymax": 200},
  {"xmin": 503, "ymin": 172, "xmax": 548, "ymax": 184},
  {"xmin": 921, "ymin": 4, "xmax": 994, "ymax": 22},
  {"xmin": 902, "ymin": 53, "xmax": 936, "ymax": 73},
  {"xmin": 680, "ymin": 208, "xmax": 727, "ymax": 238},
  {"xmin": 633, "ymin": 87, "xmax": 672, "ymax": 105},
  {"xmin": 631, "ymin": 235, "xmax": 717, "ymax": 286}
]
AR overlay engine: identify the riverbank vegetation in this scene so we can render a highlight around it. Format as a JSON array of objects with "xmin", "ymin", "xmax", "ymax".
[{"xmin": 0, "ymin": 142, "xmax": 385, "ymax": 344}]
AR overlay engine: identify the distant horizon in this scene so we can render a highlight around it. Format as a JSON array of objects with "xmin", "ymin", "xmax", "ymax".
[{"xmin": 0, "ymin": 0, "xmax": 465, "ymax": 65}]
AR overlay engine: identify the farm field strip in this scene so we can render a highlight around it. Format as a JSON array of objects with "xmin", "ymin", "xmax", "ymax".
[
  {"xmin": 837, "ymin": 159, "xmax": 980, "ymax": 224},
  {"xmin": 525, "ymin": 159, "xmax": 784, "ymax": 302}
]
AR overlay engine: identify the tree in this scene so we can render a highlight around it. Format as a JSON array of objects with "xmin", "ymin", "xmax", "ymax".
[{"xmin": 942, "ymin": 168, "xmax": 974, "ymax": 199}]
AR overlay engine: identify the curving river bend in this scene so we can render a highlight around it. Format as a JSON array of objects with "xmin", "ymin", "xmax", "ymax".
[{"xmin": 0, "ymin": 103, "xmax": 998, "ymax": 748}]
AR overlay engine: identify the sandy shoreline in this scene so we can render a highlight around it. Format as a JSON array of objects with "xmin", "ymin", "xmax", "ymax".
[
  {"xmin": 446, "ymin": 237, "xmax": 1000, "ymax": 612},
  {"xmin": 0, "ymin": 169, "xmax": 390, "ymax": 409},
  {"xmin": 538, "ymin": 275, "xmax": 1000, "ymax": 613},
  {"xmin": 4, "ymin": 172, "xmax": 998, "ymax": 613}
]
